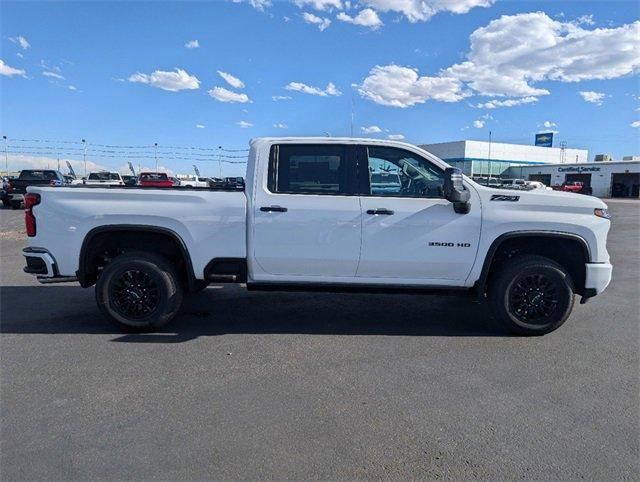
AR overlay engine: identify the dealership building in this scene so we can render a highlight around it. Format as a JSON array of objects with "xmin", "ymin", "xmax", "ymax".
[
  {"xmin": 504, "ymin": 159, "xmax": 640, "ymax": 198},
  {"xmin": 420, "ymin": 140, "xmax": 639, "ymax": 198}
]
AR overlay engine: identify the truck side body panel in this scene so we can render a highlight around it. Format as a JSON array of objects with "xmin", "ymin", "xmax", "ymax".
[{"xmin": 28, "ymin": 187, "xmax": 247, "ymax": 279}]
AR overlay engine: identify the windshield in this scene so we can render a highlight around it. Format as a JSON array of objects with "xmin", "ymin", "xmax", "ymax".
[
  {"xmin": 88, "ymin": 172, "xmax": 120, "ymax": 180},
  {"xmin": 140, "ymin": 173, "xmax": 168, "ymax": 181},
  {"xmin": 18, "ymin": 170, "xmax": 59, "ymax": 181}
]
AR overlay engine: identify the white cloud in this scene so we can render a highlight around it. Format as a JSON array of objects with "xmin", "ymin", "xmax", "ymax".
[
  {"xmin": 237, "ymin": 120, "xmax": 253, "ymax": 128},
  {"xmin": 285, "ymin": 81, "xmax": 342, "ymax": 96},
  {"xmin": 474, "ymin": 97, "xmax": 539, "ymax": 109},
  {"xmin": 42, "ymin": 71, "xmax": 65, "ymax": 80},
  {"xmin": 233, "ymin": 0, "xmax": 272, "ymax": 11},
  {"xmin": 0, "ymin": 59, "xmax": 26, "ymax": 77},
  {"xmin": 579, "ymin": 90, "xmax": 605, "ymax": 105},
  {"xmin": 217, "ymin": 70, "xmax": 245, "ymax": 89},
  {"xmin": 631, "ymin": 121, "xmax": 640, "ymax": 128},
  {"xmin": 302, "ymin": 12, "xmax": 332, "ymax": 31},
  {"xmin": 272, "ymin": 95, "xmax": 292, "ymax": 101},
  {"xmin": 574, "ymin": 14, "xmax": 595, "ymax": 26},
  {"xmin": 16, "ymin": 52, "xmax": 24, "ymax": 59},
  {"xmin": 542, "ymin": 120, "xmax": 556, "ymax": 128},
  {"xmin": 537, "ymin": 129, "xmax": 559, "ymax": 134},
  {"xmin": 356, "ymin": 65, "xmax": 466, "ymax": 107},
  {"xmin": 445, "ymin": 13, "xmax": 640, "ymax": 98},
  {"xmin": 337, "ymin": 8, "xmax": 383, "ymax": 29},
  {"xmin": 128, "ymin": 68, "xmax": 200, "ymax": 91},
  {"xmin": 361, "ymin": 125, "xmax": 382, "ymax": 133},
  {"xmin": 9, "ymin": 35, "xmax": 30, "ymax": 50},
  {"xmin": 196, "ymin": 124, "xmax": 205, "ymax": 129},
  {"xmin": 184, "ymin": 39, "xmax": 200, "ymax": 49},
  {"xmin": 481, "ymin": 113, "xmax": 493, "ymax": 119},
  {"xmin": 473, "ymin": 119, "xmax": 485, "ymax": 128},
  {"xmin": 208, "ymin": 86, "xmax": 251, "ymax": 103},
  {"xmin": 362, "ymin": 0, "xmax": 494, "ymax": 23},
  {"xmin": 67, "ymin": 85, "xmax": 77, "ymax": 91},
  {"xmin": 387, "ymin": 134, "xmax": 405, "ymax": 140},
  {"xmin": 273, "ymin": 123, "xmax": 288, "ymax": 128},
  {"xmin": 294, "ymin": 0, "xmax": 342, "ymax": 11}
]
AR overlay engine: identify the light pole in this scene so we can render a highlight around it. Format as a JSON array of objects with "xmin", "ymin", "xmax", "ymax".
[
  {"xmin": 3, "ymin": 135, "xmax": 8, "ymax": 176},
  {"xmin": 487, "ymin": 130, "xmax": 492, "ymax": 186},
  {"xmin": 154, "ymin": 142, "xmax": 158, "ymax": 172},
  {"xmin": 82, "ymin": 139, "xmax": 87, "ymax": 177},
  {"xmin": 218, "ymin": 146, "xmax": 222, "ymax": 178}
]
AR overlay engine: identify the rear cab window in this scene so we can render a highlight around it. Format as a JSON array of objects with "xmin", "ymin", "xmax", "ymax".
[
  {"xmin": 268, "ymin": 144, "xmax": 355, "ymax": 195},
  {"xmin": 88, "ymin": 172, "xmax": 120, "ymax": 180},
  {"xmin": 18, "ymin": 170, "xmax": 59, "ymax": 181}
]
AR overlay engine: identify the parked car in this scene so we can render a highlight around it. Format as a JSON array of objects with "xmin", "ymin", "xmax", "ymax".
[
  {"xmin": 137, "ymin": 172, "xmax": 173, "ymax": 187},
  {"xmin": 169, "ymin": 177, "xmax": 181, "ymax": 186},
  {"xmin": 122, "ymin": 175, "xmax": 137, "ymax": 186},
  {"xmin": 557, "ymin": 181, "xmax": 593, "ymax": 195},
  {"xmin": 224, "ymin": 176, "xmax": 245, "ymax": 189},
  {"xmin": 526, "ymin": 181, "xmax": 552, "ymax": 191},
  {"xmin": 1, "ymin": 176, "xmax": 14, "ymax": 207},
  {"xmin": 6, "ymin": 169, "xmax": 66, "ymax": 209},
  {"xmin": 208, "ymin": 177, "xmax": 226, "ymax": 188},
  {"xmin": 22, "ymin": 137, "xmax": 612, "ymax": 336},
  {"xmin": 85, "ymin": 171, "xmax": 124, "ymax": 186},
  {"xmin": 500, "ymin": 178, "xmax": 527, "ymax": 189},
  {"xmin": 179, "ymin": 175, "xmax": 208, "ymax": 188}
]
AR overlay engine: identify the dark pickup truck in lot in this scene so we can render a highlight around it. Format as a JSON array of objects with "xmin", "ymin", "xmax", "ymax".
[{"xmin": 4, "ymin": 170, "xmax": 67, "ymax": 209}]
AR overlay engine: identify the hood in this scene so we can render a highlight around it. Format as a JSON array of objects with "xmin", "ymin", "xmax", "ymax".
[{"xmin": 474, "ymin": 184, "xmax": 607, "ymax": 210}]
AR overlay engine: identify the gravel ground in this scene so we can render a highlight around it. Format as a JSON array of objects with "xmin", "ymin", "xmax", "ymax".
[{"xmin": 1, "ymin": 200, "xmax": 638, "ymax": 480}]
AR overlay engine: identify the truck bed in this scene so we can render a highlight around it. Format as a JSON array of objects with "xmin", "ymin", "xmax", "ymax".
[{"xmin": 27, "ymin": 186, "xmax": 248, "ymax": 280}]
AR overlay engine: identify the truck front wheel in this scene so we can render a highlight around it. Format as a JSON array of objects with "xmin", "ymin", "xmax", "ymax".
[
  {"xmin": 95, "ymin": 252, "xmax": 183, "ymax": 331},
  {"xmin": 489, "ymin": 255, "xmax": 575, "ymax": 336}
]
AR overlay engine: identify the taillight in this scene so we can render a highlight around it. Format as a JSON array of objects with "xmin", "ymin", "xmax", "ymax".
[{"xmin": 24, "ymin": 193, "xmax": 40, "ymax": 237}]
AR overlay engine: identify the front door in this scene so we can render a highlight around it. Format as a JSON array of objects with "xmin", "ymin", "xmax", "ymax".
[
  {"xmin": 357, "ymin": 145, "xmax": 481, "ymax": 283},
  {"xmin": 251, "ymin": 143, "xmax": 361, "ymax": 279}
]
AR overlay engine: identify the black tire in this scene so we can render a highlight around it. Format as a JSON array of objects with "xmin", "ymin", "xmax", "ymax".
[
  {"xmin": 10, "ymin": 200, "xmax": 22, "ymax": 209},
  {"xmin": 488, "ymin": 254, "xmax": 575, "ymax": 336},
  {"xmin": 95, "ymin": 251, "xmax": 183, "ymax": 331}
]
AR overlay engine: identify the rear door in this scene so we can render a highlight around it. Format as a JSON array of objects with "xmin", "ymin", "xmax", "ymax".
[
  {"xmin": 251, "ymin": 143, "xmax": 362, "ymax": 279},
  {"xmin": 356, "ymin": 145, "xmax": 481, "ymax": 283}
]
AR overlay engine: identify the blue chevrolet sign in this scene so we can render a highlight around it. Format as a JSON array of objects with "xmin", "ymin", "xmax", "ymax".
[{"xmin": 535, "ymin": 132, "xmax": 554, "ymax": 147}]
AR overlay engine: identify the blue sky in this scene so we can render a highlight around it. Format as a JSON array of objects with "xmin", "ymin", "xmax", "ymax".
[{"xmin": 1, "ymin": 0, "xmax": 639, "ymax": 177}]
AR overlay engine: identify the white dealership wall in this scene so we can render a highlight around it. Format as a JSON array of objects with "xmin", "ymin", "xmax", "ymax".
[
  {"xmin": 420, "ymin": 140, "xmax": 588, "ymax": 176},
  {"xmin": 505, "ymin": 160, "xmax": 640, "ymax": 197}
]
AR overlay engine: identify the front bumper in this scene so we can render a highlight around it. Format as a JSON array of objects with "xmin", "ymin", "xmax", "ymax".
[{"xmin": 584, "ymin": 262, "xmax": 613, "ymax": 296}]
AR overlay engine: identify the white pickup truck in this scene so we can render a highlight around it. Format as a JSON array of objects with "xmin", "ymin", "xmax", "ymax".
[{"xmin": 22, "ymin": 138, "xmax": 613, "ymax": 335}]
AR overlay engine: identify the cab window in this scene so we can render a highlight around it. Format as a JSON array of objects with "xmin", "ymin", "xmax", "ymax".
[
  {"xmin": 365, "ymin": 146, "xmax": 444, "ymax": 198},
  {"xmin": 268, "ymin": 144, "xmax": 352, "ymax": 195}
]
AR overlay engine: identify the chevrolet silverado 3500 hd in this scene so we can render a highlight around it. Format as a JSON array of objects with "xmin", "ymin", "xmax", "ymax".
[{"xmin": 22, "ymin": 138, "xmax": 613, "ymax": 335}]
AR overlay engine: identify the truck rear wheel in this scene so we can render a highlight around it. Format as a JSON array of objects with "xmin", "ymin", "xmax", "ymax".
[
  {"xmin": 96, "ymin": 252, "xmax": 183, "ymax": 331},
  {"xmin": 488, "ymin": 255, "xmax": 575, "ymax": 336}
]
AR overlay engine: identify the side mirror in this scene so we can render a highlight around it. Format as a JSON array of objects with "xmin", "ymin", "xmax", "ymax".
[{"xmin": 443, "ymin": 167, "xmax": 471, "ymax": 214}]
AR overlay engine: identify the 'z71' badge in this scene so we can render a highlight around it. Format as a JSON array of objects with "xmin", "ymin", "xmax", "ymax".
[{"xmin": 491, "ymin": 194, "xmax": 520, "ymax": 202}]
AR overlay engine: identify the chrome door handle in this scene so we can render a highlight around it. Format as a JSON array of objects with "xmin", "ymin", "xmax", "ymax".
[{"xmin": 366, "ymin": 208, "xmax": 394, "ymax": 215}]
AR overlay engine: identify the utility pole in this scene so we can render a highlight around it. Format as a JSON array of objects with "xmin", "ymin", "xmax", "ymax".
[
  {"xmin": 154, "ymin": 142, "xmax": 158, "ymax": 172},
  {"xmin": 82, "ymin": 139, "xmax": 87, "ymax": 177},
  {"xmin": 350, "ymin": 95, "xmax": 355, "ymax": 137},
  {"xmin": 487, "ymin": 130, "xmax": 492, "ymax": 186},
  {"xmin": 3, "ymin": 135, "xmax": 8, "ymax": 176},
  {"xmin": 218, "ymin": 146, "xmax": 222, "ymax": 178}
]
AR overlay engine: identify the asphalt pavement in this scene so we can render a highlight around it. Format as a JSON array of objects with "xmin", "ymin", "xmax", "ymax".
[{"xmin": 1, "ymin": 200, "xmax": 638, "ymax": 480}]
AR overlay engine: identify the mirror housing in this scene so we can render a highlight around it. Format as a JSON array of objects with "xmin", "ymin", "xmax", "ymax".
[{"xmin": 443, "ymin": 167, "xmax": 471, "ymax": 214}]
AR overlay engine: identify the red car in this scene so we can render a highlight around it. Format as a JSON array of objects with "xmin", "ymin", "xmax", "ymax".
[
  {"xmin": 558, "ymin": 181, "xmax": 592, "ymax": 195},
  {"xmin": 137, "ymin": 172, "xmax": 174, "ymax": 187}
]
